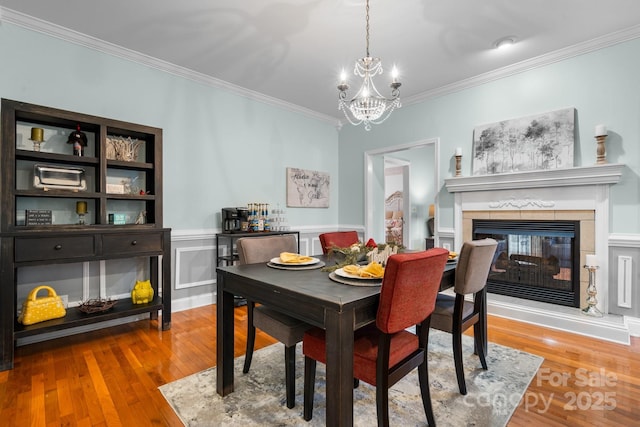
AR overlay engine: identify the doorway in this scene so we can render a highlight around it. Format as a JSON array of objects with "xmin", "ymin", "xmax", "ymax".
[
  {"xmin": 384, "ymin": 158, "xmax": 409, "ymax": 246},
  {"xmin": 364, "ymin": 138, "xmax": 439, "ymax": 250}
]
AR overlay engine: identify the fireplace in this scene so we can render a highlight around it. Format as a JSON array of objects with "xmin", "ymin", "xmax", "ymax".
[
  {"xmin": 473, "ymin": 219, "xmax": 580, "ymax": 307},
  {"xmin": 443, "ymin": 164, "xmax": 628, "ymax": 343}
]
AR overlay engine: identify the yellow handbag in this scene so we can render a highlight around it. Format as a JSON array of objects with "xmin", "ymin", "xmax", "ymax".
[{"xmin": 18, "ymin": 285, "xmax": 67, "ymax": 325}]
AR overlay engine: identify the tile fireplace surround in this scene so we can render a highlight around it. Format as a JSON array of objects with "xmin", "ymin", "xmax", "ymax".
[{"xmin": 445, "ymin": 163, "xmax": 629, "ymax": 344}]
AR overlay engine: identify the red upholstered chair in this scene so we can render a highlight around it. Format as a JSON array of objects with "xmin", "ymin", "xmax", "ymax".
[
  {"xmin": 430, "ymin": 238, "xmax": 498, "ymax": 395},
  {"xmin": 236, "ymin": 235, "xmax": 311, "ymax": 408},
  {"xmin": 302, "ymin": 248, "xmax": 449, "ymax": 426},
  {"xmin": 318, "ymin": 231, "xmax": 359, "ymax": 254}
]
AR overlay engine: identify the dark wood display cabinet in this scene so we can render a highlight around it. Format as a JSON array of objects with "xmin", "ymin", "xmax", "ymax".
[{"xmin": 0, "ymin": 99, "xmax": 171, "ymax": 371}]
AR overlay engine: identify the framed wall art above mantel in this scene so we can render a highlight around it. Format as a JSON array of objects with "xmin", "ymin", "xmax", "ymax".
[{"xmin": 472, "ymin": 107, "xmax": 576, "ymax": 175}]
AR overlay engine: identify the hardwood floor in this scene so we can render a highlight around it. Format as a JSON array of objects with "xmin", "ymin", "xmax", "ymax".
[{"xmin": 0, "ymin": 305, "xmax": 637, "ymax": 426}]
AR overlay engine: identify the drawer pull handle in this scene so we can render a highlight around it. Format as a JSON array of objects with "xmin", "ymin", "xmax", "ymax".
[
  {"xmin": 131, "ymin": 240, "xmax": 137, "ymax": 246},
  {"xmin": 54, "ymin": 244, "xmax": 62, "ymax": 250}
]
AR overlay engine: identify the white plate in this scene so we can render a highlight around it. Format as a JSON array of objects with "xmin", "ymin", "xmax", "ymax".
[
  {"xmin": 447, "ymin": 257, "xmax": 458, "ymax": 264},
  {"xmin": 270, "ymin": 256, "xmax": 320, "ymax": 266},
  {"xmin": 335, "ymin": 267, "xmax": 383, "ymax": 280}
]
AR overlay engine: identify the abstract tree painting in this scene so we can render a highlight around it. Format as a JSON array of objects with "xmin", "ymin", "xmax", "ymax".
[{"xmin": 472, "ymin": 108, "xmax": 575, "ymax": 175}]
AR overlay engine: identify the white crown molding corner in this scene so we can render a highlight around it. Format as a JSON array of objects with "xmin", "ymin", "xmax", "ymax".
[{"xmin": 0, "ymin": 7, "xmax": 340, "ymax": 128}]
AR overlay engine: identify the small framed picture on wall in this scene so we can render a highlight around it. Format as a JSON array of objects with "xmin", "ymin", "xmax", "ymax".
[{"xmin": 286, "ymin": 167, "xmax": 330, "ymax": 208}]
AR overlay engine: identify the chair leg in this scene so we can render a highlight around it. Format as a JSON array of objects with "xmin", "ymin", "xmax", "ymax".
[
  {"xmin": 284, "ymin": 345, "xmax": 296, "ymax": 408},
  {"xmin": 376, "ymin": 381, "xmax": 390, "ymax": 427},
  {"xmin": 303, "ymin": 357, "xmax": 316, "ymax": 421},
  {"xmin": 418, "ymin": 358, "xmax": 437, "ymax": 426},
  {"xmin": 243, "ymin": 301, "xmax": 256, "ymax": 374},
  {"xmin": 474, "ymin": 322, "xmax": 488, "ymax": 370},
  {"xmin": 453, "ymin": 328, "xmax": 467, "ymax": 395}
]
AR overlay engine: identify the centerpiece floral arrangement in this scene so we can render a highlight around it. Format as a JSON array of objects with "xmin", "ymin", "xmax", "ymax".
[{"xmin": 322, "ymin": 238, "xmax": 404, "ymax": 272}]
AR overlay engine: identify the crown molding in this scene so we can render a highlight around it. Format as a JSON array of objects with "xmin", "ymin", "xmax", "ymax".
[
  {"xmin": 404, "ymin": 24, "xmax": 640, "ymax": 106},
  {"xmin": 3, "ymin": 7, "xmax": 640, "ymax": 124},
  {"xmin": 0, "ymin": 7, "xmax": 341, "ymax": 128}
]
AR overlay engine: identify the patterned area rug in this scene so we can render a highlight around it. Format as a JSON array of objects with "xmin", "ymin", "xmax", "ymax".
[{"xmin": 159, "ymin": 330, "xmax": 543, "ymax": 426}]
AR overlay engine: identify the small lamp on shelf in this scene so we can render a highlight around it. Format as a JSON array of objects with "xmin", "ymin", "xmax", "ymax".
[
  {"xmin": 30, "ymin": 127, "xmax": 45, "ymax": 151},
  {"xmin": 76, "ymin": 201, "xmax": 87, "ymax": 225},
  {"xmin": 427, "ymin": 204, "xmax": 435, "ymax": 236}
]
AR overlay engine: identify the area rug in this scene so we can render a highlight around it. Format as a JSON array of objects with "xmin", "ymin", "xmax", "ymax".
[{"xmin": 159, "ymin": 330, "xmax": 543, "ymax": 426}]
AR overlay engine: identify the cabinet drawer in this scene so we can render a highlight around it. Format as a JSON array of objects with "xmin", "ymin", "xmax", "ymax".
[
  {"xmin": 15, "ymin": 235, "xmax": 96, "ymax": 262},
  {"xmin": 102, "ymin": 233, "xmax": 163, "ymax": 255}
]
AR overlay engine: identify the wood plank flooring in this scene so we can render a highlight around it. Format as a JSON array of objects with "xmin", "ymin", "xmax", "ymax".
[{"xmin": 0, "ymin": 305, "xmax": 637, "ymax": 426}]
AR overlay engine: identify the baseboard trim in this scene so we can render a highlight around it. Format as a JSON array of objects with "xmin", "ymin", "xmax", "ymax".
[
  {"xmin": 488, "ymin": 295, "xmax": 630, "ymax": 345},
  {"xmin": 171, "ymin": 293, "xmax": 216, "ymax": 313},
  {"xmin": 625, "ymin": 316, "xmax": 640, "ymax": 337}
]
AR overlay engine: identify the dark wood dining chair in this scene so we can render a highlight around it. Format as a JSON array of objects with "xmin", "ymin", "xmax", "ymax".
[
  {"xmin": 430, "ymin": 238, "xmax": 498, "ymax": 395},
  {"xmin": 318, "ymin": 230, "xmax": 359, "ymax": 254},
  {"xmin": 236, "ymin": 235, "xmax": 311, "ymax": 408},
  {"xmin": 302, "ymin": 248, "xmax": 449, "ymax": 426}
]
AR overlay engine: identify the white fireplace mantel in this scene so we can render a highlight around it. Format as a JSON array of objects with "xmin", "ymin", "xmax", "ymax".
[
  {"xmin": 444, "ymin": 163, "xmax": 624, "ymax": 193},
  {"xmin": 444, "ymin": 163, "xmax": 629, "ymax": 344}
]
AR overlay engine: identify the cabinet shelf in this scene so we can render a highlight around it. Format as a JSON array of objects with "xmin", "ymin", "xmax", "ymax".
[
  {"xmin": 107, "ymin": 159, "xmax": 154, "ymax": 170},
  {"xmin": 14, "ymin": 296, "xmax": 164, "ymax": 338},
  {"xmin": 16, "ymin": 189, "xmax": 102, "ymax": 198},
  {"xmin": 16, "ymin": 149, "xmax": 100, "ymax": 165},
  {"xmin": 1, "ymin": 98, "xmax": 171, "ymax": 371}
]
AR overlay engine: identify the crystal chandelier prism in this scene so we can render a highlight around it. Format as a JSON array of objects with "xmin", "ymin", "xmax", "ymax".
[{"xmin": 338, "ymin": 0, "xmax": 401, "ymax": 131}]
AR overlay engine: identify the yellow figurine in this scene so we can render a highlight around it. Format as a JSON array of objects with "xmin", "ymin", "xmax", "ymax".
[{"xmin": 131, "ymin": 280, "xmax": 154, "ymax": 304}]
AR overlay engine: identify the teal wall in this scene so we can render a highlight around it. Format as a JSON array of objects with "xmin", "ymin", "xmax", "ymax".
[
  {"xmin": 339, "ymin": 38, "xmax": 640, "ymax": 234},
  {"xmin": 2, "ymin": 21, "xmax": 639, "ymax": 235},
  {"xmin": 0, "ymin": 22, "xmax": 340, "ymax": 231}
]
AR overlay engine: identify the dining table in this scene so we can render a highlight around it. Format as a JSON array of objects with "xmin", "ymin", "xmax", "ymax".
[{"xmin": 215, "ymin": 254, "xmax": 456, "ymax": 426}]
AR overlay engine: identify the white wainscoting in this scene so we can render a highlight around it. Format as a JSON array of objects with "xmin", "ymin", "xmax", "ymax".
[
  {"xmin": 169, "ymin": 227, "xmax": 365, "ymax": 312},
  {"xmin": 175, "ymin": 245, "xmax": 217, "ymax": 290}
]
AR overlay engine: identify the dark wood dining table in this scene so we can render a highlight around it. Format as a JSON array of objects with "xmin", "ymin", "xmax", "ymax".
[{"xmin": 215, "ymin": 255, "xmax": 456, "ymax": 426}]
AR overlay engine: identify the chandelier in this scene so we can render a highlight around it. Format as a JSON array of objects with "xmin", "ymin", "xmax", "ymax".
[{"xmin": 338, "ymin": 0, "xmax": 401, "ymax": 131}]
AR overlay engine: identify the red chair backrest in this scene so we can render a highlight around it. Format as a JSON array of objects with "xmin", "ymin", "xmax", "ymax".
[
  {"xmin": 376, "ymin": 248, "xmax": 449, "ymax": 334},
  {"xmin": 318, "ymin": 231, "xmax": 359, "ymax": 254}
]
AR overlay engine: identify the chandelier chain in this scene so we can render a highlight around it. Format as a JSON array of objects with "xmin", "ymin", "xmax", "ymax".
[{"xmin": 365, "ymin": 0, "xmax": 370, "ymax": 57}]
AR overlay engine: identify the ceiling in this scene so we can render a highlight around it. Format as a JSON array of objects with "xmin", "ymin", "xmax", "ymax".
[{"xmin": 2, "ymin": 1, "xmax": 640, "ymax": 123}]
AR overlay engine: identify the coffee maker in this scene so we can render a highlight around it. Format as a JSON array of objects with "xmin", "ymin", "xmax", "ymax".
[{"xmin": 222, "ymin": 207, "xmax": 248, "ymax": 232}]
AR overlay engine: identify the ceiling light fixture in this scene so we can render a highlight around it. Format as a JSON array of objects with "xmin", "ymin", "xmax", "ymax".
[
  {"xmin": 494, "ymin": 36, "xmax": 517, "ymax": 50},
  {"xmin": 338, "ymin": 0, "xmax": 401, "ymax": 131}
]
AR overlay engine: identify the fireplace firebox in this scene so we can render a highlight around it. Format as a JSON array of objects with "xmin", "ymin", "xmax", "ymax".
[{"xmin": 473, "ymin": 219, "xmax": 580, "ymax": 307}]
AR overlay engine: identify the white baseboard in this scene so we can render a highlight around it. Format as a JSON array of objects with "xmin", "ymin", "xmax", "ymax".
[
  {"xmin": 171, "ymin": 293, "xmax": 216, "ymax": 312},
  {"xmin": 625, "ymin": 316, "xmax": 640, "ymax": 337},
  {"xmin": 488, "ymin": 294, "xmax": 630, "ymax": 345}
]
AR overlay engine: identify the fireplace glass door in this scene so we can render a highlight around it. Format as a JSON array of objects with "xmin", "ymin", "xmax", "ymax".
[{"xmin": 473, "ymin": 219, "xmax": 580, "ymax": 307}]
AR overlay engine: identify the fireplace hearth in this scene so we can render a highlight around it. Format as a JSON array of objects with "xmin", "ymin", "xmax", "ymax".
[{"xmin": 473, "ymin": 219, "xmax": 580, "ymax": 307}]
